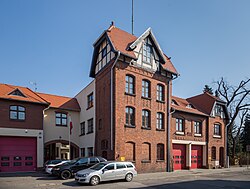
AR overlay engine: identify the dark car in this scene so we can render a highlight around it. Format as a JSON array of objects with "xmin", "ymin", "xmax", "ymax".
[
  {"xmin": 51, "ymin": 156, "xmax": 107, "ymax": 180},
  {"xmin": 43, "ymin": 159, "xmax": 66, "ymax": 170}
]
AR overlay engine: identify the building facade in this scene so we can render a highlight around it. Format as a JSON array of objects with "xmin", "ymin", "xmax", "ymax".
[{"xmin": 0, "ymin": 25, "xmax": 228, "ymax": 173}]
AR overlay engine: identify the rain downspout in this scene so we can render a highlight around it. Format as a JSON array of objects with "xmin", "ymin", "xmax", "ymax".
[{"xmin": 110, "ymin": 51, "xmax": 121, "ymax": 152}]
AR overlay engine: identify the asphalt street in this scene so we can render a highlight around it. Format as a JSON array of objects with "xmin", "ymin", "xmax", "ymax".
[{"xmin": 0, "ymin": 167, "xmax": 249, "ymax": 189}]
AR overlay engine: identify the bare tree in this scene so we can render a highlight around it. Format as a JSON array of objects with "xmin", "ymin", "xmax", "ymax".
[{"xmin": 216, "ymin": 77, "xmax": 250, "ymax": 160}]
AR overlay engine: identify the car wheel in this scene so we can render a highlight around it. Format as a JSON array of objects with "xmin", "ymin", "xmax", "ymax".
[
  {"xmin": 60, "ymin": 170, "xmax": 71, "ymax": 180},
  {"xmin": 90, "ymin": 176, "xmax": 100, "ymax": 186},
  {"xmin": 125, "ymin": 173, "xmax": 133, "ymax": 182}
]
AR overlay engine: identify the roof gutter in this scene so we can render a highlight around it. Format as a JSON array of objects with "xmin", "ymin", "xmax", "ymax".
[{"xmin": 110, "ymin": 51, "xmax": 121, "ymax": 153}]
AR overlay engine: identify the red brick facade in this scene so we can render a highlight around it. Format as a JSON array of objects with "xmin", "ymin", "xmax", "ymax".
[{"xmin": 0, "ymin": 99, "xmax": 47, "ymax": 130}]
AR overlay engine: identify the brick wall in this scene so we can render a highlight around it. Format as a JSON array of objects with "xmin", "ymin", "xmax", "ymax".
[{"xmin": 0, "ymin": 99, "xmax": 47, "ymax": 130}]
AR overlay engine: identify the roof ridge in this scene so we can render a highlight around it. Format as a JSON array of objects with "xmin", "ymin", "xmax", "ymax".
[{"xmin": 37, "ymin": 91, "xmax": 73, "ymax": 99}]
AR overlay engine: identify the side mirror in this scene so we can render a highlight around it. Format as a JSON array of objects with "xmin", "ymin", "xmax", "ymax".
[{"xmin": 102, "ymin": 169, "xmax": 108, "ymax": 174}]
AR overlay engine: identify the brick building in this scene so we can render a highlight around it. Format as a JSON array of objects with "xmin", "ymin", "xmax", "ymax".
[{"xmin": 0, "ymin": 24, "xmax": 229, "ymax": 173}]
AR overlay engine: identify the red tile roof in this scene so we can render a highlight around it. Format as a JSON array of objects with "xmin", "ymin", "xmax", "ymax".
[
  {"xmin": 105, "ymin": 26, "xmax": 178, "ymax": 75},
  {"xmin": 37, "ymin": 92, "xmax": 80, "ymax": 111},
  {"xmin": 107, "ymin": 26, "xmax": 137, "ymax": 59},
  {"xmin": 0, "ymin": 83, "xmax": 49, "ymax": 105},
  {"xmin": 187, "ymin": 92, "xmax": 225, "ymax": 115},
  {"xmin": 171, "ymin": 96, "xmax": 208, "ymax": 116}
]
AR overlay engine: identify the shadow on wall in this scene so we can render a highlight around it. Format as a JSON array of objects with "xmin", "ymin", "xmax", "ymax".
[{"xmin": 130, "ymin": 180, "xmax": 250, "ymax": 189}]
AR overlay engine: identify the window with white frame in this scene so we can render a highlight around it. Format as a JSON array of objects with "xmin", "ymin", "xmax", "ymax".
[
  {"xmin": 176, "ymin": 118, "xmax": 184, "ymax": 132},
  {"xmin": 142, "ymin": 110, "xmax": 150, "ymax": 129},
  {"xmin": 125, "ymin": 75, "xmax": 135, "ymax": 94},
  {"xmin": 142, "ymin": 80, "xmax": 150, "ymax": 98},
  {"xmin": 214, "ymin": 124, "xmax": 221, "ymax": 136},
  {"xmin": 142, "ymin": 38, "xmax": 152, "ymax": 64},
  {"xmin": 157, "ymin": 84, "xmax": 164, "ymax": 101},
  {"xmin": 194, "ymin": 121, "xmax": 202, "ymax": 134},
  {"xmin": 156, "ymin": 112, "xmax": 164, "ymax": 130}
]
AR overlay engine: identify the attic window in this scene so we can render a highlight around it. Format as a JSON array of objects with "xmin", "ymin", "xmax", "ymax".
[
  {"xmin": 142, "ymin": 38, "xmax": 152, "ymax": 64},
  {"xmin": 186, "ymin": 104, "xmax": 194, "ymax": 108},
  {"xmin": 171, "ymin": 100, "xmax": 178, "ymax": 106},
  {"xmin": 9, "ymin": 89, "xmax": 26, "ymax": 98}
]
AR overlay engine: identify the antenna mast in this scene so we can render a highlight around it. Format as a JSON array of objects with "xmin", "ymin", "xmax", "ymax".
[{"xmin": 132, "ymin": 0, "xmax": 134, "ymax": 35}]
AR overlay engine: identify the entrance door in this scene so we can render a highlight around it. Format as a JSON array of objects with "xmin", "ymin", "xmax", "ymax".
[
  {"xmin": 191, "ymin": 145, "xmax": 202, "ymax": 169},
  {"xmin": 173, "ymin": 144, "xmax": 186, "ymax": 170},
  {"xmin": 219, "ymin": 147, "xmax": 224, "ymax": 167},
  {"xmin": 0, "ymin": 136, "xmax": 37, "ymax": 172}
]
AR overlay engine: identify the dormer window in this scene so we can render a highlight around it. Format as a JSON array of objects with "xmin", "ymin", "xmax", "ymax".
[
  {"xmin": 143, "ymin": 38, "xmax": 152, "ymax": 64},
  {"xmin": 186, "ymin": 104, "xmax": 194, "ymax": 108},
  {"xmin": 9, "ymin": 89, "xmax": 26, "ymax": 98},
  {"xmin": 214, "ymin": 104, "xmax": 224, "ymax": 118}
]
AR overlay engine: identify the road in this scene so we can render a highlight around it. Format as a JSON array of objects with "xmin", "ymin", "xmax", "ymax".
[{"xmin": 0, "ymin": 167, "xmax": 249, "ymax": 189}]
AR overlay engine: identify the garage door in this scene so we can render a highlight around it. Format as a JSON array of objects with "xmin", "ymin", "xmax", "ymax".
[
  {"xmin": 191, "ymin": 145, "xmax": 202, "ymax": 169},
  {"xmin": 173, "ymin": 144, "xmax": 186, "ymax": 170},
  {"xmin": 0, "ymin": 136, "xmax": 37, "ymax": 172}
]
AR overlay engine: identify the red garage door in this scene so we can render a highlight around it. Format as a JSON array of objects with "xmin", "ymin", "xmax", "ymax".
[
  {"xmin": 0, "ymin": 136, "xmax": 37, "ymax": 172},
  {"xmin": 173, "ymin": 144, "xmax": 186, "ymax": 170},
  {"xmin": 191, "ymin": 145, "xmax": 202, "ymax": 169}
]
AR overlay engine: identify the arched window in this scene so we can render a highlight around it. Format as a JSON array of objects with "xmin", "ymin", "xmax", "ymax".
[
  {"xmin": 157, "ymin": 84, "xmax": 164, "ymax": 101},
  {"xmin": 125, "ymin": 75, "xmax": 135, "ymax": 94},
  {"xmin": 156, "ymin": 112, "xmax": 164, "ymax": 130},
  {"xmin": 125, "ymin": 141, "xmax": 135, "ymax": 161},
  {"xmin": 142, "ymin": 79, "xmax": 150, "ymax": 98},
  {"xmin": 157, "ymin": 143, "xmax": 164, "ymax": 160},
  {"xmin": 142, "ymin": 142, "xmax": 151, "ymax": 162},
  {"xmin": 125, "ymin": 106, "xmax": 135, "ymax": 126},
  {"xmin": 214, "ymin": 123, "xmax": 221, "ymax": 136},
  {"xmin": 211, "ymin": 146, "xmax": 216, "ymax": 160},
  {"xmin": 142, "ymin": 109, "xmax": 151, "ymax": 129},
  {"xmin": 101, "ymin": 140, "xmax": 108, "ymax": 150}
]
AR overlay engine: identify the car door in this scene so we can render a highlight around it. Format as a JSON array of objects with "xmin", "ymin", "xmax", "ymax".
[
  {"xmin": 71, "ymin": 158, "xmax": 88, "ymax": 173},
  {"xmin": 101, "ymin": 163, "xmax": 116, "ymax": 181},
  {"xmin": 115, "ymin": 163, "xmax": 127, "ymax": 179},
  {"xmin": 89, "ymin": 157, "xmax": 98, "ymax": 167}
]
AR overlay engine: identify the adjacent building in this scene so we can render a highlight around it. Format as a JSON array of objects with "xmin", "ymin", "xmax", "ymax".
[{"xmin": 0, "ymin": 24, "xmax": 228, "ymax": 173}]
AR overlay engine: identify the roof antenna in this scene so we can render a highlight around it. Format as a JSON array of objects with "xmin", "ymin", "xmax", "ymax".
[
  {"xmin": 132, "ymin": 0, "xmax": 134, "ymax": 35},
  {"xmin": 29, "ymin": 81, "xmax": 37, "ymax": 92}
]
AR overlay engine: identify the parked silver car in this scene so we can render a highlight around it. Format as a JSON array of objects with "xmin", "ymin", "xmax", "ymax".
[{"xmin": 75, "ymin": 161, "xmax": 137, "ymax": 186}]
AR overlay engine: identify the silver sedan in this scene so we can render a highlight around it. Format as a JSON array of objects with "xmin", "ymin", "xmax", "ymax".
[{"xmin": 75, "ymin": 161, "xmax": 137, "ymax": 186}]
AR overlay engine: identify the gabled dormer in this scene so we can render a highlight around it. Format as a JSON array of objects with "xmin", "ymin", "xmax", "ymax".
[
  {"xmin": 89, "ymin": 24, "xmax": 178, "ymax": 78},
  {"xmin": 128, "ymin": 28, "xmax": 167, "ymax": 72},
  {"xmin": 8, "ymin": 88, "xmax": 26, "ymax": 98}
]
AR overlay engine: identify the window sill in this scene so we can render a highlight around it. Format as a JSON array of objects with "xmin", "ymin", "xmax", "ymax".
[
  {"xmin": 141, "ymin": 126, "xmax": 151, "ymax": 130},
  {"xmin": 86, "ymin": 105, "xmax": 93, "ymax": 110},
  {"xmin": 141, "ymin": 160, "xmax": 151, "ymax": 163},
  {"xmin": 141, "ymin": 96, "xmax": 151, "ymax": 100},
  {"xmin": 156, "ymin": 160, "xmax": 165, "ymax": 162},
  {"xmin": 194, "ymin": 133, "xmax": 202, "ymax": 137},
  {"xmin": 156, "ymin": 100, "xmax": 165, "ymax": 104},
  {"xmin": 156, "ymin": 128, "xmax": 165, "ymax": 132},
  {"xmin": 124, "ymin": 124, "xmax": 136, "ymax": 128},
  {"xmin": 56, "ymin": 124, "xmax": 67, "ymax": 127},
  {"xmin": 10, "ymin": 119, "xmax": 25, "ymax": 122},
  {"xmin": 125, "ymin": 92, "xmax": 136, "ymax": 97},
  {"xmin": 213, "ymin": 135, "xmax": 222, "ymax": 139},
  {"xmin": 175, "ymin": 131, "xmax": 184, "ymax": 135}
]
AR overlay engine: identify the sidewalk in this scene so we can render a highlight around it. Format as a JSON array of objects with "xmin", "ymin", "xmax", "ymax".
[{"xmin": 136, "ymin": 166, "xmax": 250, "ymax": 180}]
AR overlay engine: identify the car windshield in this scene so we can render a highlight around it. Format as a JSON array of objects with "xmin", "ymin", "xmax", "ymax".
[
  {"xmin": 68, "ymin": 158, "xmax": 79, "ymax": 165},
  {"xmin": 90, "ymin": 162, "xmax": 107, "ymax": 170}
]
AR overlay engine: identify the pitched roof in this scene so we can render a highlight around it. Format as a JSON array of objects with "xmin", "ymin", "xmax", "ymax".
[
  {"xmin": 171, "ymin": 96, "xmax": 208, "ymax": 116},
  {"xmin": 36, "ymin": 92, "xmax": 81, "ymax": 112},
  {"xmin": 0, "ymin": 83, "xmax": 49, "ymax": 105},
  {"xmin": 187, "ymin": 92, "xmax": 225, "ymax": 115},
  {"xmin": 90, "ymin": 25, "xmax": 178, "ymax": 77}
]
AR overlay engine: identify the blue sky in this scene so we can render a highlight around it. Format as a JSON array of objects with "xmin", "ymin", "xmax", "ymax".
[{"xmin": 0, "ymin": 0, "xmax": 249, "ymax": 98}]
